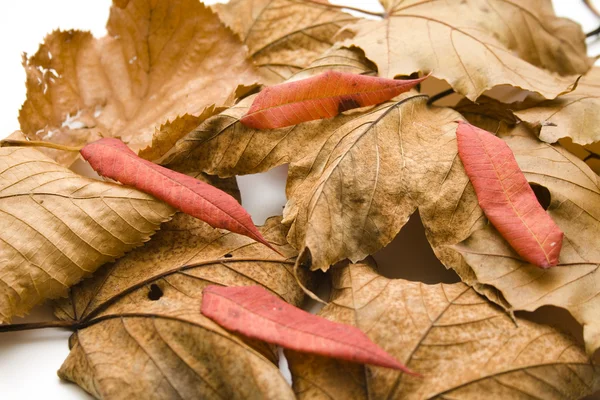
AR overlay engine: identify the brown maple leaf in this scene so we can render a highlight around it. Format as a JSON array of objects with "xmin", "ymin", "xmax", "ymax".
[
  {"xmin": 54, "ymin": 215, "xmax": 310, "ymax": 399},
  {"xmin": 287, "ymin": 259, "xmax": 600, "ymax": 399},
  {"xmin": 19, "ymin": 0, "xmax": 261, "ymax": 166},
  {"xmin": 339, "ymin": 0, "xmax": 590, "ymax": 100},
  {"xmin": 214, "ymin": 0, "xmax": 357, "ymax": 82}
]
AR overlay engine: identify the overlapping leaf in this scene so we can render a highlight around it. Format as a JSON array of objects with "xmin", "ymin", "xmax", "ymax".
[
  {"xmin": 420, "ymin": 116, "xmax": 600, "ymax": 355},
  {"xmin": 287, "ymin": 259, "xmax": 600, "ymax": 399},
  {"xmin": 214, "ymin": 0, "xmax": 357, "ymax": 81},
  {"xmin": 340, "ymin": 0, "xmax": 589, "ymax": 100},
  {"xmin": 0, "ymin": 145, "xmax": 173, "ymax": 323},
  {"xmin": 81, "ymin": 138, "xmax": 274, "ymax": 251},
  {"xmin": 515, "ymin": 67, "xmax": 600, "ymax": 145},
  {"xmin": 54, "ymin": 215, "xmax": 309, "ymax": 399},
  {"xmin": 241, "ymin": 71, "xmax": 428, "ymax": 128},
  {"xmin": 202, "ymin": 285, "xmax": 413, "ymax": 372},
  {"xmin": 19, "ymin": 0, "xmax": 260, "ymax": 165},
  {"xmin": 456, "ymin": 121, "xmax": 563, "ymax": 268}
]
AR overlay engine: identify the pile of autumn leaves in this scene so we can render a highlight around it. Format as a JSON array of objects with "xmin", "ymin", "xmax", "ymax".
[{"xmin": 2, "ymin": 0, "xmax": 600, "ymax": 398}]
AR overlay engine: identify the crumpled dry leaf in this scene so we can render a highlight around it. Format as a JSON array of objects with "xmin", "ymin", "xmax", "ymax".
[
  {"xmin": 165, "ymin": 46, "xmax": 460, "ymax": 273},
  {"xmin": 169, "ymin": 89, "xmax": 460, "ymax": 273},
  {"xmin": 214, "ymin": 0, "xmax": 356, "ymax": 82},
  {"xmin": 421, "ymin": 113, "xmax": 600, "ymax": 355},
  {"xmin": 19, "ymin": 0, "xmax": 260, "ymax": 165},
  {"xmin": 340, "ymin": 0, "xmax": 589, "ymax": 100},
  {"xmin": 54, "ymin": 215, "xmax": 308, "ymax": 399},
  {"xmin": 287, "ymin": 259, "xmax": 600, "ymax": 399},
  {"xmin": 0, "ymin": 145, "xmax": 173, "ymax": 323},
  {"xmin": 515, "ymin": 67, "xmax": 600, "ymax": 146}
]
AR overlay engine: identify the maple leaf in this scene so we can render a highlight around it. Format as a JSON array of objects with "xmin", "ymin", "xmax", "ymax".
[
  {"xmin": 0, "ymin": 145, "xmax": 173, "ymax": 323},
  {"xmin": 286, "ymin": 259, "xmax": 600, "ymax": 399},
  {"xmin": 18, "ymin": 0, "xmax": 260, "ymax": 166},
  {"xmin": 339, "ymin": 0, "xmax": 590, "ymax": 100},
  {"xmin": 214, "ymin": 0, "xmax": 357, "ymax": 82},
  {"xmin": 53, "ymin": 214, "xmax": 310, "ymax": 399},
  {"xmin": 419, "ymin": 112, "xmax": 600, "ymax": 355}
]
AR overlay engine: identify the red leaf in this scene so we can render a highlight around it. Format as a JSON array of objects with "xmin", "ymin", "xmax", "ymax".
[
  {"xmin": 201, "ymin": 285, "xmax": 417, "ymax": 374},
  {"xmin": 81, "ymin": 138, "xmax": 278, "ymax": 253},
  {"xmin": 456, "ymin": 121, "xmax": 563, "ymax": 268},
  {"xmin": 240, "ymin": 70, "xmax": 429, "ymax": 129}
]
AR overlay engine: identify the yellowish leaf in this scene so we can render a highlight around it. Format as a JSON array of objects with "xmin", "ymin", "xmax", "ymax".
[
  {"xmin": 0, "ymin": 145, "xmax": 173, "ymax": 323},
  {"xmin": 214, "ymin": 0, "xmax": 357, "ymax": 82},
  {"xmin": 340, "ymin": 0, "xmax": 589, "ymax": 100},
  {"xmin": 287, "ymin": 259, "xmax": 600, "ymax": 399},
  {"xmin": 54, "ymin": 215, "xmax": 308, "ymax": 399}
]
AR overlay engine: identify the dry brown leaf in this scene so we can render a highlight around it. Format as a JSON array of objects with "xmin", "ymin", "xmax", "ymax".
[
  {"xmin": 515, "ymin": 67, "xmax": 600, "ymax": 146},
  {"xmin": 287, "ymin": 259, "xmax": 600, "ymax": 399},
  {"xmin": 214, "ymin": 0, "xmax": 357, "ymax": 82},
  {"xmin": 340, "ymin": 0, "xmax": 589, "ymax": 100},
  {"xmin": 0, "ymin": 145, "xmax": 174, "ymax": 323},
  {"xmin": 19, "ymin": 0, "xmax": 260, "ymax": 165},
  {"xmin": 164, "ymin": 46, "xmax": 375, "ymax": 177},
  {"xmin": 419, "ymin": 115, "xmax": 600, "ymax": 355},
  {"xmin": 170, "ymin": 86, "xmax": 460, "ymax": 274},
  {"xmin": 54, "ymin": 214, "xmax": 308, "ymax": 399},
  {"xmin": 138, "ymin": 106, "xmax": 226, "ymax": 162}
]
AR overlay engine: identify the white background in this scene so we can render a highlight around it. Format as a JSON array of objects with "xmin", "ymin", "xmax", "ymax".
[{"xmin": 0, "ymin": 1, "xmax": 599, "ymax": 399}]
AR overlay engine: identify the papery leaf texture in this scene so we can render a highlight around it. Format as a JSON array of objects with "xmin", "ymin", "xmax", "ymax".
[
  {"xmin": 19, "ymin": 0, "xmax": 260, "ymax": 165},
  {"xmin": 515, "ymin": 67, "xmax": 600, "ymax": 146},
  {"xmin": 54, "ymin": 215, "xmax": 308, "ymax": 399},
  {"xmin": 421, "ymin": 112, "xmax": 600, "ymax": 356},
  {"xmin": 201, "ymin": 284, "xmax": 414, "ymax": 373},
  {"xmin": 340, "ymin": 0, "xmax": 589, "ymax": 100},
  {"xmin": 214, "ymin": 0, "xmax": 357, "ymax": 81},
  {"xmin": 456, "ymin": 121, "xmax": 563, "ymax": 267},
  {"xmin": 0, "ymin": 145, "xmax": 173, "ymax": 323},
  {"xmin": 80, "ymin": 138, "xmax": 275, "ymax": 253},
  {"xmin": 287, "ymin": 260, "xmax": 600, "ymax": 400},
  {"xmin": 240, "ymin": 71, "xmax": 429, "ymax": 129}
]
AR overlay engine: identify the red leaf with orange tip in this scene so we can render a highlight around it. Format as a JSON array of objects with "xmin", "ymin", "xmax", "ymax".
[
  {"xmin": 456, "ymin": 121, "xmax": 563, "ymax": 268},
  {"xmin": 240, "ymin": 70, "xmax": 429, "ymax": 129},
  {"xmin": 201, "ymin": 285, "xmax": 417, "ymax": 374},
  {"xmin": 80, "ymin": 138, "xmax": 278, "ymax": 253}
]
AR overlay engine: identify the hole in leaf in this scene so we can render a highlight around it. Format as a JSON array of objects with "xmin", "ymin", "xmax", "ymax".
[
  {"xmin": 529, "ymin": 183, "xmax": 551, "ymax": 210},
  {"xmin": 223, "ymin": 253, "xmax": 233, "ymax": 258},
  {"xmin": 373, "ymin": 211, "xmax": 461, "ymax": 284},
  {"xmin": 148, "ymin": 284, "xmax": 163, "ymax": 301}
]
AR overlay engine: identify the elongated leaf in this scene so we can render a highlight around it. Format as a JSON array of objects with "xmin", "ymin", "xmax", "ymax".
[
  {"xmin": 80, "ymin": 138, "xmax": 275, "ymax": 252},
  {"xmin": 456, "ymin": 121, "xmax": 563, "ymax": 267},
  {"xmin": 0, "ymin": 145, "xmax": 173, "ymax": 323},
  {"xmin": 201, "ymin": 285, "xmax": 414, "ymax": 373},
  {"xmin": 55, "ymin": 215, "xmax": 305, "ymax": 399},
  {"xmin": 287, "ymin": 260, "xmax": 600, "ymax": 400},
  {"xmin": 241, "ymin": 71, "xmax": 428, "ymax": 129}
]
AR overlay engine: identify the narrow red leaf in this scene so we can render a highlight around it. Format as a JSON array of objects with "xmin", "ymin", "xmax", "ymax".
[
  {"xmin": 201, "ymin": 285, "xmax": 418, "ymax": 374},
  {"xmin": 456, "ymin": 121, "xmax": 563, "ymax": 268},
  {"xmin": 81, "ymin": 138, "xmax": 279, "ymax": 254},
  {"xmin": 240, "ymin": 70, "xmax": 429, "ymax": 129}
]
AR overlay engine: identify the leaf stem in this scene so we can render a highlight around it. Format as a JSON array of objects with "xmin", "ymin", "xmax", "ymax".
[
  {"xmin": 0, "ymin": 320, "xmax": 76, "ymax": 333},
  {"xmin": 301, "ymin": 0, "xmax": 385, "ymax": 18},
  {"xmin": 584, "ymin": 0, "xmax": 600, "ymax": 18},
  {"xmin": 0, "ymin": 139, "xmax": 83, "ymax": 152},
  {"xmin": 427, "ymin": 88, "xmax": 455, "ymax": 105}
]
